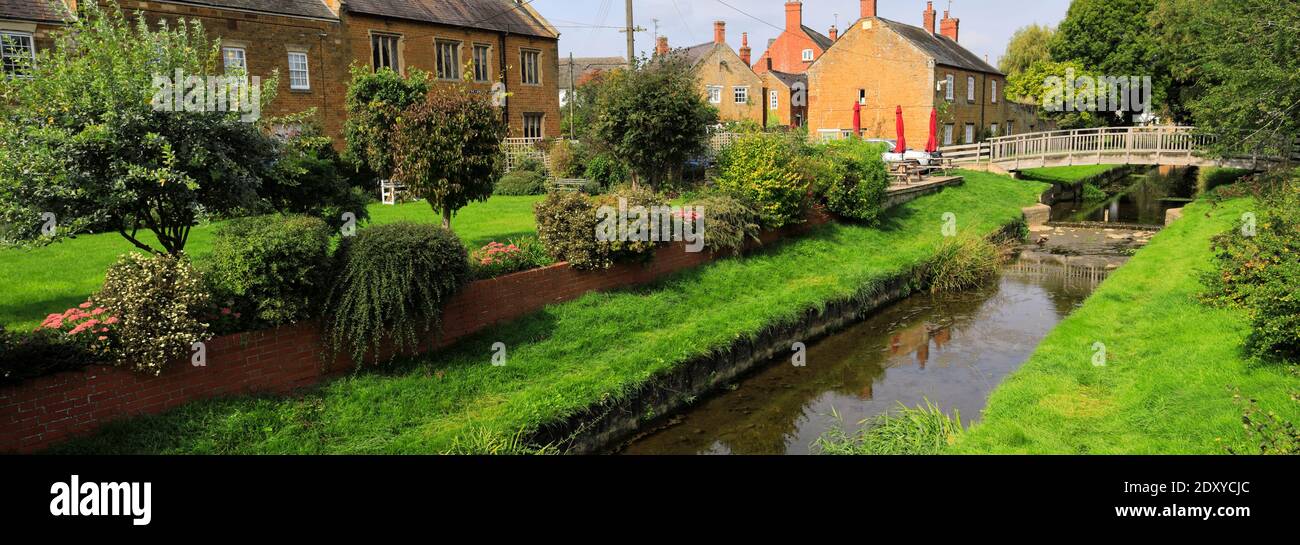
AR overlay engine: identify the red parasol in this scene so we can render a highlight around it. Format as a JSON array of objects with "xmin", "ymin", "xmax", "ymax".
[
  {"xmin": 852, "ymin": 102, "xmax": 862, "ymax": 139},
  {"xmin": 894, "ymin": 106, "xmax": 907, "ymax": 153},
  {"xmin": 925, "ymin": 108, "xmax": 938, "ymax": 153}
]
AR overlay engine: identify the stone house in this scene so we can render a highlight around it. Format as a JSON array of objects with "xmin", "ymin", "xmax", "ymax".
[
  {"xmin": 807, "ymin": 1, "xmax": 1039, "ymax": 147},
  {"xmin": 656, "ymin": 21, "xmax": 764, "ymax": 126}
]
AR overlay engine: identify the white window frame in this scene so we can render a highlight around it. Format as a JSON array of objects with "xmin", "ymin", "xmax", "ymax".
[
  {"xmin": 436, "ymin": 39, "xmax": 461, "ymax": 81},
  {"xmin": 371, "ymin": 33, "xmax": 401, "ymax": 72},
  {"xmin": 801, "ymin": 49, "xmax": 814, "ymax": 62},
  {"xmin": 990, "ymin": 123, "xmax": 999, "ymax": 137},
  {"xmin": 991, "ymin": 79, "xmax": 999, "ymax": 103},
  {"xmin": 707, "ymin": 85, "xmax": 722, "ymax": 104},
  {"xmin": 943, "ymin": 124, "xmax": 954, "ymax": 146},
  {"xmin": 222, "ymin": 46, "xmax": 247, "ymax": 72},
  {"xmin": 0, "ymin": 31, "xmax": 35, "ymax": 77},
  {"xmin": 770, "ymin": 89, "xmax": 779, "ymax": 110},
  {"xmin": 945, "ymin": 74, "xmax": 955, "ymax": 101},
  {"xmin": 733, "ymin": 86, "xmax": 748, "ymax": 104},
  {"xmin": 522, "ymin": 112, "xmax": 544, "ymax": 139},
  {"xmin": 520, "ymin": 49, "xmax": 541, "ymax": 86},
  {"xmin": 287, "ymin": 51, "xmax": 310, "ymax": 90},
  {"xmin": 964, "ymin": 123, "xmax": 976, "ymax": 144},
  {"xmin": 1005, "ymin": 120, "xmax": 1014, "ymax": 136},
  {"xmin": 472, "ymin": 43, "xmax": 492, "ymax": 83}
]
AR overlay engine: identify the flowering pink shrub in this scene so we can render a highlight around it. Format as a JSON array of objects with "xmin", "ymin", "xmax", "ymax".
[
  {"xmin": 471, "ymin": 238, "xmax": 551, "ymax": 279},
  {"xmin": 36, "ymin": 300, "xmax": 117, "ymax": 358}
]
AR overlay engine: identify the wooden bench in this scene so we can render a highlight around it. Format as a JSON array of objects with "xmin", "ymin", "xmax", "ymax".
[
  {"xmin": 380, "ymin": 180, "xmax": 407, "ymax": 205},
  {"xmin": 888, "ymin": 163, "xmax": 924, "ymax": 185},
  {"xmin": 550, "ymin": 178, "xmax": 589, "ymax": 193}
]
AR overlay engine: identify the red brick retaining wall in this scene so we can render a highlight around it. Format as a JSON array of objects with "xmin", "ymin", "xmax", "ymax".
[{"xmin": 0, "ymin": 213, "xmax": 829, "ymax": 453}]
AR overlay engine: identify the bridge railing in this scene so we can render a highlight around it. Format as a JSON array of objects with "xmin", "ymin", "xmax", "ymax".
[{"xmin": 984, "ymin": 126, "xmax": 1217, "ymax": 165}]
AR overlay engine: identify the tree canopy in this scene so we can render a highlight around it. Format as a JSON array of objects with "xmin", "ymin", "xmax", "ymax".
[{"xmin": 999, "ymin": 24, "xmax": 1055, "ymax": 77}]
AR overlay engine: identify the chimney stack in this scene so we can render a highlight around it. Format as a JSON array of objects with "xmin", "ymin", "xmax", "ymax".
[
  {"xmin": 829, "ymin": 25, "xmax": 839, "ymax": 41},
  {"xmin": 923, "ymin": 1, "xmax": 937, "ymax": 34},
  {"xmin": 785, "ymin": 1, "xmax": 803, "ymax": 32},
  {"xmin": 940, "ymin": 10, "xmax": 960, "ymax": 42},
  {"xmin": 320, "ymin": 0, "xmax": 340, "ymax": 15},
  {"xmin": 656, "ymin": 36, "xmax": 670, "ymax": 57},
  {"xmin": 860, "ymin": 0, "xmax": 877, "ymax": 19},
  {"xmin": 714, "ymin": 21, "xmax": 727, "ymax": 45},
  {"xmin": 740, "ymin": 33, "xmax": 752, "ymax": 65}
]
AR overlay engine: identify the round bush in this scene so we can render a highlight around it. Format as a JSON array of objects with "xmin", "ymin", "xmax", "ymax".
[
  {"xmin": 323, "ymin": 222, "xmax": 471, "ymax": 366},
  {"xmin": 95, "ymin": 253, "xmax": 211, "ymax": 376},
  {"xmin": 534, "ymin": 187, "xmax": 665, "ymax": 271},
  {"xmin": 818, "ymin": 140, "xmax": 891, "ymax": 224},
  {"xmin": 690, "ymin": 193, "xmax": 762, "ymax": 256},
  {"xmin": 715, "ymin": 132, "xmax": 810, "ymax": 229},
  {"xmin": 206, "ymin": 215, "xmax": 333, "ymax": 328},
  {"xmin": 495, "ymin": 170, "xmax": 548, "ymax": 196}
]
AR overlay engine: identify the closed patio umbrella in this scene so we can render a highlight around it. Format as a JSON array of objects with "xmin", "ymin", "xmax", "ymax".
[
  {"xmin": 894, "ymin": 106, "xmax": 907, "ymax": 153},
  {"xmin": 853, "ymin": 101, "xmax": 862, "ymax": 139},
  {"xmin": 925, "ymin": 108, "xmax": 938, "ymax": 153}
]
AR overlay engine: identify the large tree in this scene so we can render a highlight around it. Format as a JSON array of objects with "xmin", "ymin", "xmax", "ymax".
[
  {"xmin": 1049, "ymin": 0, "xmax": 1168, "ymax": 124},
  {"xmin": 592, "ymin": 55, "xmax": 717, "ymax": 189},
  {"xmin": 0, "ymin": 2, "xmax": 280, "ymax": 254},
  {"xmin": 999, "ymin": 24, "xmax": 1055, "ymax": 77},
  {"xmin": 390, "ymin": 84, "xmax": 506, "ymax": 230}
]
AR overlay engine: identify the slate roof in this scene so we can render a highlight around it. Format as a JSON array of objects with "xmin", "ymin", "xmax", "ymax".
[
  {"xmin": 878, "ymin": 17, "xmax": 1002, "ymax": 75},
  {"xmin": 680, "ymin": 41, "xmax": 720, "ymax": 67},
  {"xmin": 767, "ymin": 70, "xmax": 805, "ymax": 89},
  {"xmin": 559, "ymin": 56, "xmax": 625, "ymax": 91},
  {"xmin": 0, "ymin": 0, "xmax": 73, "ymax": 24},
  {"xmin": 164, "ymin": 1, "xmax": 339, "ymax": 20},
  {"xmin": 346, "ymin": 0, "xmax": 557, "ymax": 38},
  {"xmin": 800, "ymin": 25, "xmax": 832, "ymax": 51}
]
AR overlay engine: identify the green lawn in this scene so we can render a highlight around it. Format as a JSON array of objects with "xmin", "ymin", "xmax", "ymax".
[
  {"xmin": 0, "ymin": 196, "xmax": 542, "ymax": 332},
  {"xmin": 954, "ymin": 196, "xmax": 1299, "ymax": 454},
  {"xmin": 1019, "ymin": 164, "xmax": 1126, "ymax": 184},
  {"xmin": 52, "ymin": 171, "xmax": 1048, "ymax": 454}
]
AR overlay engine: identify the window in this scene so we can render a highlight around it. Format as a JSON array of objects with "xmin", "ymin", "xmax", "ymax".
[
  {"xmin": 222, "ymin": 47, "xmax": 246, "ymax": 72},
  {"xmin": 473, "ymin": 44, "xmax": 492, "ymax": 82},
  {"xmin": 964, "ymin": 123, "xmax": 975, "ymax": 144},
  {"xmin": 371, "ymin": 33, "xmax": 400, "ymax": 72},
  {"xmin": 801, "ymin": 49, "xmax": 814, "ymax": 62},
  {"xmin": 770, "ymin": 89, "xmax": 779, "ymax": 110},
  {"xmin": 1, "ymin": 31, "xmax": 34, "ymax": 77},
  {"xmin": 990, "ymin": 123, "xmax": 999, "ymax": 137},
  {"xmin": 734, "ymin": 86, "xmax": 748, "ymax": 104},
  {"xmin": 287, "ymin": 52, "xmax": 310, "ymax": 90},
  {"xmin": 858, "ymin": 89, "xmax": 867, "ymax": 105},
  {"xmin": 522, "ymin": 113, "xmax": 544, "ymax": 139},
  {"xmin": 943, "ymin": 124, "xmax": 954, "ymax": 146},
  {"xmin": 1005, "ymin": 121, "xmax": 1014, "ymax": 136},
  {"xmin": 707, "ymin": 86, "xmax": 722, "ymax": 104},
  {"xmin": 991, "ymin": 79, "xmax": 999, "ymax": 103},
  {"xmin": 945, "ymin": 74, "xmax": 954, "ymax": 100},
  {"xmin": 520, "ymin": 49, "xmax": 541, "ymax": 85},
  {"xmin": 436, "ymin": 40, "xmax": 461, "ymax": 80},
  {"xmin": 966, "ymin": 75, "xmax": 976, "ymax": 102}
]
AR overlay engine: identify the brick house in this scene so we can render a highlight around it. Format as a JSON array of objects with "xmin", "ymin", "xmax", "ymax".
[
  {"xmin": 3, "ymin": 0, "xmax": 562, "ymax": 144},
  {"xmin": 807, "ymin": 1, "xmax": 1038, "ymax": 147},
  {"xmin": 762, "ymin": 68, "xmax": 807, "ymax": 128},
  {"xmin": 0, "ymin": 0, "xmax": 74, "ymax": 73},
  {"xmin": 657, "ymin": 21, "xmax": 764, "ymax": 126},
  {"xmin": 751, "ymin": 1, "xmax": 834, "ymax": 76}
]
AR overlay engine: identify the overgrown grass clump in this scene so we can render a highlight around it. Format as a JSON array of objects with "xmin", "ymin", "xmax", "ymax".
[
  {"xmin": 815, "ymin": 401, "xmax": 964, "ymax": 455},
  {"xmin": 51, "ymin": 171, "xmax": 1045, "ymax": 454},
  {"xmin": 918, "ymin": 235, "xmax": 1004, "ymax": 294}
]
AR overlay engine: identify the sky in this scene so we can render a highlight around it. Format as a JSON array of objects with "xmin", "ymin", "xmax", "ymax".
[{"xmin": 533, "ymin": 0, "xmax": 1074, "ymax": 68}]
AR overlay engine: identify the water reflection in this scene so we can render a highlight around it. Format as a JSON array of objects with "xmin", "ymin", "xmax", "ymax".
[
  {"xmin": 1050, "ymin": 167, "xmax": 1196, "ymax": 226},
  {"xmin": 620, "ymin": 267, "xmax": 1098, "ymax": 455}
]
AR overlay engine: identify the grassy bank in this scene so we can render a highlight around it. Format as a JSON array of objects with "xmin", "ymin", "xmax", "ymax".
[
  {"xmin": 0, "ymin": 196, "xmax": 542, "ymax": 331},
  {"xmin": 953, "ymin": 196, "xmax": 1298, "ymax": 454},
  {"xmin": 1019, "ymin": 164, "xmax": 1125, "ymax": 184},
  {"xmin": 52, "ymin": 171, "xmax": 1047, "ymax": 454}
]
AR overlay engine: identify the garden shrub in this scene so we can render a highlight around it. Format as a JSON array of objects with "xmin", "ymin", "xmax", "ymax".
[
  {"xmin": 206, "ymin": 214, "xmax": 333, "ymax": 328},
  {"xmin": 582, "ymin": 151, "xmax": 630, "ymax": 190},
  {"xmin": 515, "ymin": 156, "xmax": 547, "ymax": 175},
  {"xmin": 1203, "ymin": 177, "xmax": 1300, "ymax": 360},
  {"xmin": 534, "ymin": 187, "xmax": 664, "ymax": 270},
  {"xmin": 0, "ymin": 324, "xmax": 106, "ymax": 386},
  {"xmin": 323, "ymin": 222, "xmax": 471, "ymax": 366},
  {"xmin": 95, "ymin": 253, "xmax": 211, "ymax": 376},
  {"xmin": 817, "ymin": 140, "xmax": 890, "ymax": 224},
  {"xmin": 471, "ymin": 237, "xmax": 552, "ymax": 279},
  {"xmin": 548, "ymin": 140, "xmax": 586, "ymax": 179},
  {"xmin": 495, "ymin": 170, "xmax": 548, "ymax": 196},
  {"xmin": 689, "ymin": 193, "xmax": 762, "ymax": 256},
  {"xmin": 715, "ymin": 132, "xmax": 811, "ymax": 229},
  {"xmin": 918, "ymin": 236, "xmax": 1003, "ymax": 294}
]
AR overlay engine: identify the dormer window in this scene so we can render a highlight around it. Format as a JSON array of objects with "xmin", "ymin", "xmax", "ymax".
[{"xmin": 801, "ymin": 49, "xmax": 814, "ymax": 62}]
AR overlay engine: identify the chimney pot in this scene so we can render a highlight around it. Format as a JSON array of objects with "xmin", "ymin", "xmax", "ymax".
[
  {"xmin": 739, "ymin": 32, "xmax": 752, "ymax": 66},
  {"xmin": 785, "ymin": 1, "xmax": 803, "ymax": 32},
  {"xmin": 860, "ymin": 0, "xmax": 877, "ymax": 19},
  {"xmin": 924, "ymin": 1, "xmax": 937, "ymax": 34},
  {"xmin": 656, "ymin": 36, "xmax": 670, "ymax": 56},
  {"xmin": 829, "ymin": 25, "xmax": 839, "ymax": 41},
  {"xmin": 714, "ymin": 21, "xmax": 726, "ymax": 45}
]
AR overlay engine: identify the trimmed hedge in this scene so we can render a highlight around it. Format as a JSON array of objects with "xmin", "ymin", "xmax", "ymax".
[{"xmin": 495, "ymin": 170, "xmax": 548, "ymax": 196}]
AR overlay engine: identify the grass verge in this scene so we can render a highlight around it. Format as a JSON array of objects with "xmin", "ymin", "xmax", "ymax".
[
  {"xmin": 1019, "ymin": 164, "xmax": 1126, "ymax": 184},
  {"xmin": 51, "ymin": 171, "xmax": 1046, "ymax": 454},
  {"xmin": 953, "ymin": 196, "xmax": 1299, "ymax": 454},
  {"xmin": 0, "ymin": 196, "xmax": 542, "ymax": 331}
]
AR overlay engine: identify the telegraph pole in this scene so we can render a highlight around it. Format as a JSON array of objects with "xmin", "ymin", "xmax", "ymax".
[{"xmin": 620, "ymin": 0, "xmax": 645, "ymax": 68}]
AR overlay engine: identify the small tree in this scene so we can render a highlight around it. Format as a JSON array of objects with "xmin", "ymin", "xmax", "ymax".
[
  {"xmin": 0, "ymin": 2, "xmax": 280, "ymax": 254},
  {"xmin": 342, "ymin": 66, "xmax": 431, "ymax": 183},
  {"xmin": 592, "ymin": 55, "xmax": 717, "ymax": 189},
  {"xmin": 390, "ymin": 84, "xmax": 506, "ymax": 229}
]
